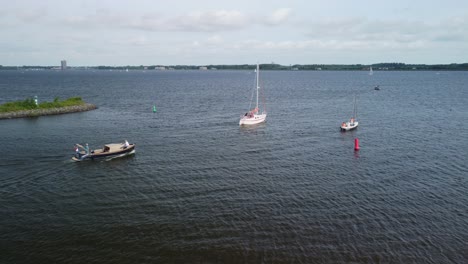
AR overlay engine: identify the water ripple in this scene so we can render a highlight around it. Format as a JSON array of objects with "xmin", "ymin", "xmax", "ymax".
[{"xmin": 1, "ymin": 70, "xmax": 467, "ymax": 263}]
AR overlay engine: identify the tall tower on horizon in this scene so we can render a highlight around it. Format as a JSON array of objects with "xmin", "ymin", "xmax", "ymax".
[{"xmin": 61, "ymin": 60, "xmax": 67, "ymax": 70}]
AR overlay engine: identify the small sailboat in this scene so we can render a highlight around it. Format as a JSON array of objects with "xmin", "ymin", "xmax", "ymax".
[
  {"xmin": 369, "ymin": 66, "xmax": 373, "ymax": 76},
  {"xmin": 239, "ymin": 63, "xmax": 267, "ymax": 126},
  {"xmin": 340, "ymin": 95, "xmax": 359, "ymax": 131}
]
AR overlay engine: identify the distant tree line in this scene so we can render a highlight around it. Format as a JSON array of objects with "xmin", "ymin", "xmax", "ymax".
[{"xmin": 1, "ymin": 63, "xmax": 468, "ymax": 71}]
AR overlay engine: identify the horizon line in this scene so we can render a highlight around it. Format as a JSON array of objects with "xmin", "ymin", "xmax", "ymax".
[{"xmin": 2, "ymin": 62, "xmax": 468, "ymax": 68}]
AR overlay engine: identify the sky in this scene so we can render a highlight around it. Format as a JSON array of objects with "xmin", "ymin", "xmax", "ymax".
[{"xmin": 1, "ymin": 0, "xmax": 468, "ymax": 66}]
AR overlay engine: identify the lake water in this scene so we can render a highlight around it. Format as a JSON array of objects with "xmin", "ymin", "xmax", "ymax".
[{"xmin": 1, "ymin": 70, "xmax": 467, "ymax": 263}]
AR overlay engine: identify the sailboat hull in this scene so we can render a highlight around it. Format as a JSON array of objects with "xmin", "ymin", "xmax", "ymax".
[
  {"xmin": 340, "ymin": 121, "xmax": 358, "ymax": 131},
  {"xmin": 239, "ymin": 113, "xmax": 266, "ymax": 126}
]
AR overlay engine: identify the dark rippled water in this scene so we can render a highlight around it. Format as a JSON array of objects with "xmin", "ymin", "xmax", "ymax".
[{"xmin": 1, "ymin": 70, "xmax": 467, "ymax": 263}]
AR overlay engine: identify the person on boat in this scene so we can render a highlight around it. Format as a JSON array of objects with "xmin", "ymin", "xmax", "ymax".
[
  {"xmin": 350, "ymin": 118, "xmax": 354, "ymax": 124},
  {"xmin": 342, "ymin": 122, "xmax": 346, "ymax": 127},
  {"xmin": 85, "ymin": 143, "xmax": 90, "ymax": 154},
  {"xmin": 75, "ymin": 143, "xmax": 85, "ymax": 152},
  {"xmin": 74, "ymin": 145, "xmax": 80, "ymax": 158},
  {"xmin": 124, "ymin": 140, "xmax": 129, "ymax": 148}
]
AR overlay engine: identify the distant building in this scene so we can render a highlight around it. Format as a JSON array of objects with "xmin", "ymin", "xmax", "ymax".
[
  {"xmin": 61, "ymin": 60, "xmax": 67, "ymax": 70},
  {"xmin": 199, "ymin": 66, "xmax": 208, "ymax": 70}
]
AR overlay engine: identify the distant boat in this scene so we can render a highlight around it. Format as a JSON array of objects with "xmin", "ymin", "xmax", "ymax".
[
  {"xmin": 239, "ymin": 63, "xmax": 267, "ymax": 126},
  {"xmin": 340, "ymin": 95, "xmax": 359, "ymax": 131},
  {"xmin": 126, "ymin": 68, "xmax": 129, "ymax": 72},
  {"xmin": 369, "ymin": 66, "xmax": 373, "ymax": 76},
  {"xmin": 374, "ymin": 85, "xmax": 380, "ymax": 90}
]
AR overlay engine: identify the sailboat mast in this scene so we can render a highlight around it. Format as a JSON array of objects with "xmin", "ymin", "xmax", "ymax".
[
  {"xmin": 354, "ymin": 95, "xmax": 357, "ymax": 119},
  {"xmin": 256, "ymin": 63, "xmax": 259, "ymax": 109}
]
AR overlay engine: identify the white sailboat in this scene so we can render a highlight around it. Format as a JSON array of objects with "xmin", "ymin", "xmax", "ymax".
[
  {"xmin": 239, "ymin": 63, "xmax": 267, "ymax": 126},
  {"xmin": 340, "ymin": 95, "xmax": 359, "ymax": 131},
  {"xmin": 369, "ymin": 66, "xmax": 373, "ymax": 76}
]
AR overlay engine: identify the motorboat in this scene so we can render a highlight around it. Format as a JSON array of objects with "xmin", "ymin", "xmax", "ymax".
[{"xmin": 72, "ymin": 141, "xmax": 135, "ymax": 161}]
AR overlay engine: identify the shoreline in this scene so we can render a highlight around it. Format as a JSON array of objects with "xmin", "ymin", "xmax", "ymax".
[{"xmin": 0, "ymin": 103, "xmax": 97, "ymax": 120}]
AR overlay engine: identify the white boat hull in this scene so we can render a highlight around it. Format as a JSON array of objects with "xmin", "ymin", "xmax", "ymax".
[
  {"xmin": 341, "ymin": 121, "xmax": 358, "ymax": 131},
  {"xmin": 239, "ymin": 113, "xmax": 266, "ymax": 126}
]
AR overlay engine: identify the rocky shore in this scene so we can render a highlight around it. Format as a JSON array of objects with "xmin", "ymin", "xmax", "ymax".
[{"xmin": 0, "ymin": 103, "xmax": 97, "ymax": 120}]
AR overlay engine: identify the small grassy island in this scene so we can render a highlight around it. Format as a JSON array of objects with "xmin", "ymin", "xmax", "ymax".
[{"xmin": 0, "ymin": 97, "xmax": 97, "ymax": 119}]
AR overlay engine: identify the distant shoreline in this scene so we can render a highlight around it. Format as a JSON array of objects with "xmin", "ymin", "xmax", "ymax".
[
  {"xmin": 0, "ymin": 103, "xmax": 97, "ymax": 120},
  {"xmin": 1, "ymin": 62, "xmax": 467, "ymax": 71}
]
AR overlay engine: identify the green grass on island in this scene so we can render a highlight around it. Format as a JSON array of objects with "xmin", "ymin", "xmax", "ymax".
[{"xmin": 0, "ymin": 97, "xmax": 86, "ymax": 113}]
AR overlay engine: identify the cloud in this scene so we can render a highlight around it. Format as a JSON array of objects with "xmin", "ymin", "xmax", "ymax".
[
  {"xmin": 432, "ymin": 34, "xmax": 465, "ymax": 42},
  {"xmin": 303, "ymin": 15, "xmax": 468, "ymax": 48},
  {"xmin": 176, "ymin": 10, "xmax": 249, "ymax": 31},
  {"xmin": 128, "ymin": 36, "xmax": 148, "ymax": 46},
  {"xmin": 264, "ymin": 8, "xmax": 292, "ymax": 25},
  {"xmin": 61, "ymin": 10, "xmax": 127, "ymax": 29},
  {"xmin": 127, "ymin": 10, "xmax": 251, "ymax": 32},
  {"xmin": 4, "ymin": 2, "xmax": 467, "ymax": 65},
  {"xmin": 15, "ymin": 8, "xmax": 48, "ymax": 23},
  {"xmin": 53, "ymin": 8, "xmax": 293, "ymax": 32},
  {"xmin": 206, "ymin": 35, "xmax": 223, "ymax": 45},
  {"xmin": 0, "ymin": 7, "xmax": 48, "ymax": 28}
]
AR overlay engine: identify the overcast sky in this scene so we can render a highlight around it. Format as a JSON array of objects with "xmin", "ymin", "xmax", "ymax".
[{"xmin": 1, "ymin": 0, "xmax": 467, "ymax": 66}]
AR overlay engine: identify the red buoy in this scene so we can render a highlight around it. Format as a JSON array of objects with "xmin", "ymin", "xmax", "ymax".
[{"xmin": 354, "ymin": 138, "xmax": 360, "ymax": 151}]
